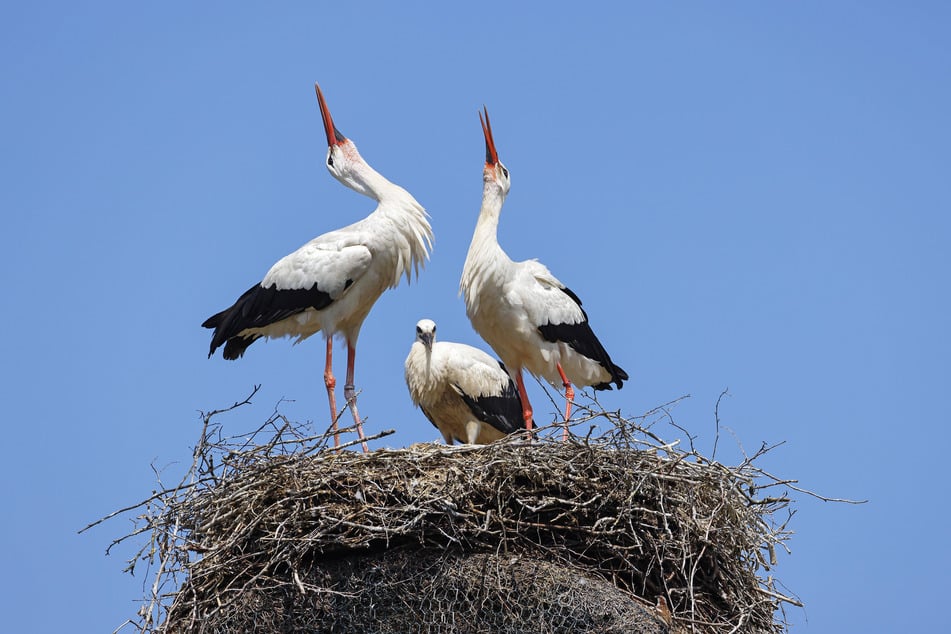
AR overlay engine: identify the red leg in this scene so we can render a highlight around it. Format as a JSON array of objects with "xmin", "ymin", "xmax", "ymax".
[
  {"xmin": 323, "ymin": 337, "xmax": 340, "ymax": 449},
  {"xmin": 343, "ymin": 342, "xmax": 369, "ymax": 453},
  {"xmin": 557, "ymin": 363, "xmax": 573, "ymax": 441},
  {"xmin": 514, "ymin": 371, "xmax": 534, "ymax": 432}
]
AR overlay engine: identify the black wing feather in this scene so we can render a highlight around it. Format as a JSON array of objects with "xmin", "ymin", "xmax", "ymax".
[
  {"xmin": 203, "ymin": 282, "xmax": 339, "ymax": 360},
  {"xmin": 537, "ymin": 285, "xmax": 629, "ymax": 390},
  {"xmin": 454, "ymin": 362, "xmax": 533, "ymax": 434}
]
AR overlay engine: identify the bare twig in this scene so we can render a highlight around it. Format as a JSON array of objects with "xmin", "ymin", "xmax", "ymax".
[{"xmin": 712, "ymin": 388, "xmax": 730, "ymax": 461}]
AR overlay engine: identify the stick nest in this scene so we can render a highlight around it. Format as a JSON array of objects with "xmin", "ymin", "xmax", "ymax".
[{"xmin": 107, "ymin": 389, "xmax": 799, "ymax": 633}]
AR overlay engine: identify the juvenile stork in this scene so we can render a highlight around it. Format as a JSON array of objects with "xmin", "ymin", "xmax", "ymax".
[
  {"xmin": 404, "ymin": 319, "xmax": 526, "ymax": 444},
  {"xmin": 460, "ymin": 108, "xmax": 628, "ymax": 439},
  {"xmin": 203, "ymin": 83, "xmax": 433, "ymax": 452}
]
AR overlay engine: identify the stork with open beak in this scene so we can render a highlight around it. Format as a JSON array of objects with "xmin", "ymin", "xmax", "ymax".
[
  {"xmin": 405, "ymin": 319, "xmax": 527, "ymax": 445},
  {"xmin": 460, "ymin": 107, "xmax": 627, "ymax": 439},
  {"xmin": 203, "ymin": 83, "xmax": 433, "ymax": 452}
]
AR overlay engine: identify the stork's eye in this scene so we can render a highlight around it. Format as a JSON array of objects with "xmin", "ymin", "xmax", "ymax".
[
  {"xmin": 327, "ymin": 156, "xmax": 335, "ymax": 167},
  {"xmin": 416, "ymin": 326, "xmax": 422, "ymax": 334},
  {"xmin": 501, "ymin": 166, "xmax": 509, "ymax": 178}
]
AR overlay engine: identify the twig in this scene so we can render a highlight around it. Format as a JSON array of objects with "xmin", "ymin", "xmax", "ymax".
[{"xmin": 712, "ymin": 388, "xmax": 730, "ymax": 461}]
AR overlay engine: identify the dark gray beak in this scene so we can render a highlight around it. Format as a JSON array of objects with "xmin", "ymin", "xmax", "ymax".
[{"xmin": 419, "ymin": 332, "xmax": 434, "ymax": 349}]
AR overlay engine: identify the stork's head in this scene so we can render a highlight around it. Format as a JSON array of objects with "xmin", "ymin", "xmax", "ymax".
[
  {"xmin": 415, "ymin": 318, "xmax": 437, "ymax": 351},
  {"xmin": 315, "ymin": 82, "xmax": 376, "ymax": 196},
  {"xmin": 480, "ymin": 107, "xmax": 511, "ymax": 196}
]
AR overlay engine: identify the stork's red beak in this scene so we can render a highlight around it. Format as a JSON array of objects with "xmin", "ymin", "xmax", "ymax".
[
  {"xmin": 315, "ymin": 82, "xmax": 347, "ymax": 147},
  {"xmin": 480, "ymin": 106, "xmax": 499, "ymax": 166}
]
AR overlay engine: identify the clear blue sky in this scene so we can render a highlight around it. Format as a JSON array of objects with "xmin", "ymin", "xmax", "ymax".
[{"xmin": 2, "ymin": 2, "xmax": 948, "ymax": 631}]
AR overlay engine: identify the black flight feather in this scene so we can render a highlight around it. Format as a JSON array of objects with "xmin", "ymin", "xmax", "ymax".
[
  {"xmin": 203, "ymin": 282, "xmax": 339, "ymax": 360},
  {"xmin": 455, "ymin": 362, "xmax": 533, "ymax": 434},
  {"xmin": 536, "ymin": 285, "xmax": 629, "ymax": 390}
]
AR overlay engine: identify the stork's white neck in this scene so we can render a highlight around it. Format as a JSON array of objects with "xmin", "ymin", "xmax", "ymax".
[
  {"xmin": 336, "ymin": 146, "xmax": 402, "ymax": 203},
  {"xmin": 469, "ymin": 178, "xmax": 509, "ymax": 257},
  {"xmin": 406, "ymin": 341, "xmax": 438, "ymax": 393},
  {"xmin": 460, "ymin": 178, "xmax": 511, "ymax": 304},
  {"xmin": 421, "ymin": 343, "xmax": 434, "ymax": 385}
]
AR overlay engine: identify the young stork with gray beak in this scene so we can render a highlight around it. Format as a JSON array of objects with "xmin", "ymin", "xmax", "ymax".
[
  {"xmin": 405, "ymin": 319, "xmax": 527, "ymax": 445},
  {"xmin": 203, "ymin": 83, "xmax": 433, "ymax": 452},
  {"xmin": 460, "ymin": 108, "xmax": 628, "ymax": 439}
]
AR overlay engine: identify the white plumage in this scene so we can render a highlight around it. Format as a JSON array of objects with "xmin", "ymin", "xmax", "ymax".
[
  {"xmin": 203, "ymin": 83, "xmax": 433, "ymax": 451},
  {"xmin": 460, "ymin": 108, "xmax": 627, "ymax": 438},
  {"xmin": 405, "ymin": 319, "xmax": 525, "ymax": 445}
]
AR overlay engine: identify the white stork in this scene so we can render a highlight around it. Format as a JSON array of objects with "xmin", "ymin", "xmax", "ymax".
[
  {"xmin": 460, "ymin": 108, "xmax": 628, "ymax": 439},
  {"xmin": 404, "ymin": 319, "xmax": 527, "ymax": 444},
  {"xmin": 203, "ymin": 83, "xmax": 433, "ymax": 452}
]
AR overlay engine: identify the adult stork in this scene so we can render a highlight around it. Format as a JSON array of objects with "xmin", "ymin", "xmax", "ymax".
[
  {"xmin": 404, "ymin": 319, "xmax": 527, "ymax": 445},
  {"xmin": 460, "ymin": 108, "xmax": 628, "ymax": 440},
  {"xmin": 203, "ymin": 83, "xmax": 433, "ymax": 452}
]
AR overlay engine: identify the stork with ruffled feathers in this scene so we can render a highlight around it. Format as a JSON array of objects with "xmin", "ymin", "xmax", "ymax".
[
  {"xmin": 460, "ymin": 108, "xmax": 627, "ymax": 439},
  {"xmin": 203, "ymin": 83, "xmax": 433, "ymax": 452}
]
